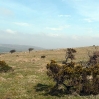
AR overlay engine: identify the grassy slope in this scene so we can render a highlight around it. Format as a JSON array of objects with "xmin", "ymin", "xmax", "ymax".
[
  {"xmin": 0, "ymin": 46, "xmax": 99, "ymax": 99},
  {"xmin": 0, "ymin": 44, "xmax": 44, "ymax": 53}
]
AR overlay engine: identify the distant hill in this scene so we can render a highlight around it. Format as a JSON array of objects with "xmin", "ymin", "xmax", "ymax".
[{"xmin": 0, "ymin": 44, "xmax": 45, "ymax": 53}]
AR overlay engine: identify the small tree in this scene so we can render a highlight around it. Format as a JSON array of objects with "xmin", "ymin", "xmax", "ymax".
[
  {"xmin": 65, "ymin": 48, "xmax": 76, "ymax": 63},
  {"xmin": 28, "ymin": 48, "xmax": 34, "ymax": 53},
  {"xmin": 10, "ymin": 49, "xmax": 16, "ymax": 54},
  {"xmin": 87, "ymin": 50, "xmax": 99, "ymax": 66}
]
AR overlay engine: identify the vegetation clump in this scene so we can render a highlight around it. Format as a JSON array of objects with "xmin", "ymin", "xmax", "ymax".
[
  {"xmin": 65, "ymin": 48, "xmax": 76, "ymax": 64},
  {"xmin": 0, "ymin": 60, "xmax": 12, "ymax": 72},
  {"xmin": 46, "ymin": 48, "xmax": 99, "ymax": 96},
  {"xmin": 88, "ymin": 51, "xmax": 99, "ymax": 66},
  {"xmin": 10, "ymin": 49, "xmax": 16, "ymax": 54},
  {"xmin": 28, "ymin": 48, "xmax": 34, "ymax": 53},
  {"xmin": 41, "ymin": 55, "xmax": 46, "ymax": 58}
]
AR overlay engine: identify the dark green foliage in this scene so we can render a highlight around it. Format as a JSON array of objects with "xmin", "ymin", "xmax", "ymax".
[
  {"xmin": 0, "ymin": 60, "xmax": 12, "ymax": 72},
  {"xmin": 47, "ymin": 61, "xmax": 99, "ymax": 95},
  {"xmin": 28, "ymin": 48, "xmax": 34, "ymax": 53},
  {"xmin": 88, "ymin": 51, "xmax": 99, "ymax": 66},
  {"xmin": 65, "ymin": 48, "xmax": 76, "ymax": 63},
  {"xmin": 46, "ymin": 48, "xmax": 99, "ymax": 96},
  {"xmin": 10, "ymin": 49, "xmax": 16, "ymax": 54},
  {"xmin": 41, "ymin": 55, "xmax": 46, "ymax": 58}
]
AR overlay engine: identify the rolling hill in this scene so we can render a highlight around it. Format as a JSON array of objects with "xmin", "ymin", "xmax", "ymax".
[{"xmin": 0, "ymin": 44, "xmax": 45, "ymax": 53}]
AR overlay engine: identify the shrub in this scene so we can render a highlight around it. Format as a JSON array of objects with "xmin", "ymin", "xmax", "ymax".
[
  {"xmin": 0, "ymin": 60, "xmax": 12, "ymax": 72},
  {"xmin": 41, "ymin": 55, "xmax": 46, "ymax": 58},
  {"xmin": 46, "ymin": 48, "xmax": 99, "ymax": 95},
  {"xmin": 46, "ymin": 61, "xmax": 75, "ymax": 94},
  {"xmin": 65, "ymin": 48, "xmax": 76, "ymax": 63},
  {"xmin": 10, "ymin": 49, "xmax": 16, "ymax": 54},
  {"xmin": 28, "ymin": 48, "xmax": 34, "ymax": 53},
  {"xmin": 87, "ymin": 50, "xmax": 99, "ymax": 66}
]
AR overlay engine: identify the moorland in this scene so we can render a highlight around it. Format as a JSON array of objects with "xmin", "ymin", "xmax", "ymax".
[{"xmin": 0, "ymin": 46, "xmax": 99, "ymax": 99}]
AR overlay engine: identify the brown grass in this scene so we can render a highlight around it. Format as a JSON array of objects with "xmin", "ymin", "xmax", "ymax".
[{"xmin": 0, "ymin": 46, "xmax": 99, "ymax": 99}]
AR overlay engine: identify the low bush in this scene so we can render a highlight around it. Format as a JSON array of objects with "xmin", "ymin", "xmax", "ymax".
[
  {"xmin": 46, "ymin": 61, "xmax": 99, "ymax": 95},
  {"xmin": 10, "ymin": 49, "xmax": 16, "ymax": 54},
  {"xmin": 0, "ymin": 60, "xmax": 12, "ymax": 72},
  {"xmin": 41, "ymin": 55, "xmax": 46, "ymax": 58}
]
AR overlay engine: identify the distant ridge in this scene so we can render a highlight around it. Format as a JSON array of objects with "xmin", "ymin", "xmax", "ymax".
[{"xmin": 0, "ymin": 44, "xmax": 45, "ymax": 53}]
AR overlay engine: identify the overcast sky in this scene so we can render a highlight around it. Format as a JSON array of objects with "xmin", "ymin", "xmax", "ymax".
[{"xmin": 0, "ymin": 0, "xmax": 99, "ymax": 49}]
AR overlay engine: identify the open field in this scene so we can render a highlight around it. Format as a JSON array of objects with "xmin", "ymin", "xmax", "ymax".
[{"xmin": 0, "ymin": 46, "xmax": 99, "ymax": 99}]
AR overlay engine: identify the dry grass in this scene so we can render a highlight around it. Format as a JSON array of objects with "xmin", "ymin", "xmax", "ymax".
[{"xmin": 0, "ymin": 46, "xmax": 99, "ymax": 99}]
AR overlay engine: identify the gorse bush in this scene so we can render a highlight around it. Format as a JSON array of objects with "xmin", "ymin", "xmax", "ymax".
[
  {"xmin": 46, "ymin": 48, "xmax": 99, "ymax": 96},
  {"xmin": 47, "ymin": 61, "xmax": 99, "ymax": 95},
  {"xmin": 65, "ymin": 48, "xmax": 76, "ymax": 63},
  {"xmin": 0, "ymin": 60, "xmax": 12, "ymax": 72},
  {"xmin": 87, "ymin": 50, "xmax": 99, "ymax": 66}
]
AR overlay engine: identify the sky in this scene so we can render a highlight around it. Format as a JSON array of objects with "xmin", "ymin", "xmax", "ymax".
[{"xmin": 0, "ymin": 0, "xmax": 99, "ymax": 49}]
